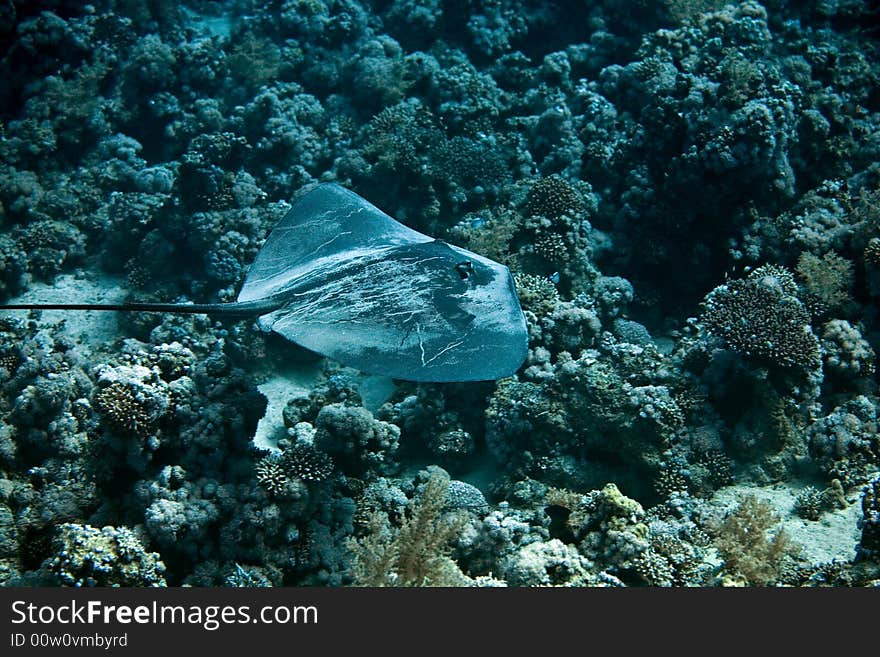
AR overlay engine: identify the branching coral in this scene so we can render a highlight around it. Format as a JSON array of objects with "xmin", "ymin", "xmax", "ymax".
[
  {"xmin": 14, "ymin": 219, "xmax": 86, "ymax": 279},
  {"xmin": 524, "ymin": 175, "xmax": 585, "ymax": 220},
  {"xmin": 796, "ymin": 250, "xmax": 854, "ymax": 314},
  {"xmin": 631, "ymin": 521, "xmax": 714, "ymax": 586},
  {"xmin": 702, "ymin": 267, "xmax": 819, "ymax": 369},
  {"xmin": 712, "ymin": 495, "xmax": 796, "ymax": 586},
  {"xmin": 93, "ymin": 381, "xmax": 156, "ymax": 435},
  {"xmin": 255, "ymin": 438, "xmax": 334, "ymax": 497},
  {"xmin": 255, "ymin": 454, "xmax": 288, "ymax": 496},
  {"xmin": 347, "ymin": 470, "xmax": 469, "ymax": 586},
  {"xmin": 514, "ymin": 273, "xmax": 560, "ymax": 317},
  {"xmin": 282, "ymin": 443, "xmax": 334, "ymax": 482},
  {"xmin": 793, "ymin": 483, "xmax": 846, "ymax": 521}
]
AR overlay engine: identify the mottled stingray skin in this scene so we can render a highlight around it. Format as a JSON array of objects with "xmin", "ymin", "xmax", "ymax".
[
  {"xmin": 0, "ymin": 183, "xmax": 528, "ymax": 382},
  {"xmin": 243, "ymin": 183, "xmax": 528, "ymax": 382}
]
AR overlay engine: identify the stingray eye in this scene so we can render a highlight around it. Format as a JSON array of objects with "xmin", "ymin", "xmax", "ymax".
[{"xmin": 455, "ymin": 261, "xmax": 474, "ymax": 280}]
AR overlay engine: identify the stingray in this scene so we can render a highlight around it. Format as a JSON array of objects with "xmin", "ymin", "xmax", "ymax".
[{"xmin": 0, "ymin": 183, "xmax": 528, "ymax": 382}]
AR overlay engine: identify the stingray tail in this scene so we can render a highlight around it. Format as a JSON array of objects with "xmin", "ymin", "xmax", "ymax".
[{"xmin": 0, "ymin": 299, "xmax": 274, "ymax": 317}]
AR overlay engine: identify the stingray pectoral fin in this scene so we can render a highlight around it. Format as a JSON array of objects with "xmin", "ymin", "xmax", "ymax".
[
  {"xmin": 239, "ymin": 183, "xmax": 432, "ymax": 303},
  {"xmin": 258, "ymin": 240, "xmax": 528, "ymax": 382}
]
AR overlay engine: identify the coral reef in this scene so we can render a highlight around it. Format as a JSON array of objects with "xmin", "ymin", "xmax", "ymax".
[
  {"xmin": 0, "ymin": 0, "xmax": 878, "ymax": 588},
  {"xmin": 347, "ymin": 468, "xmax": 471, "ymax": 586}
]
